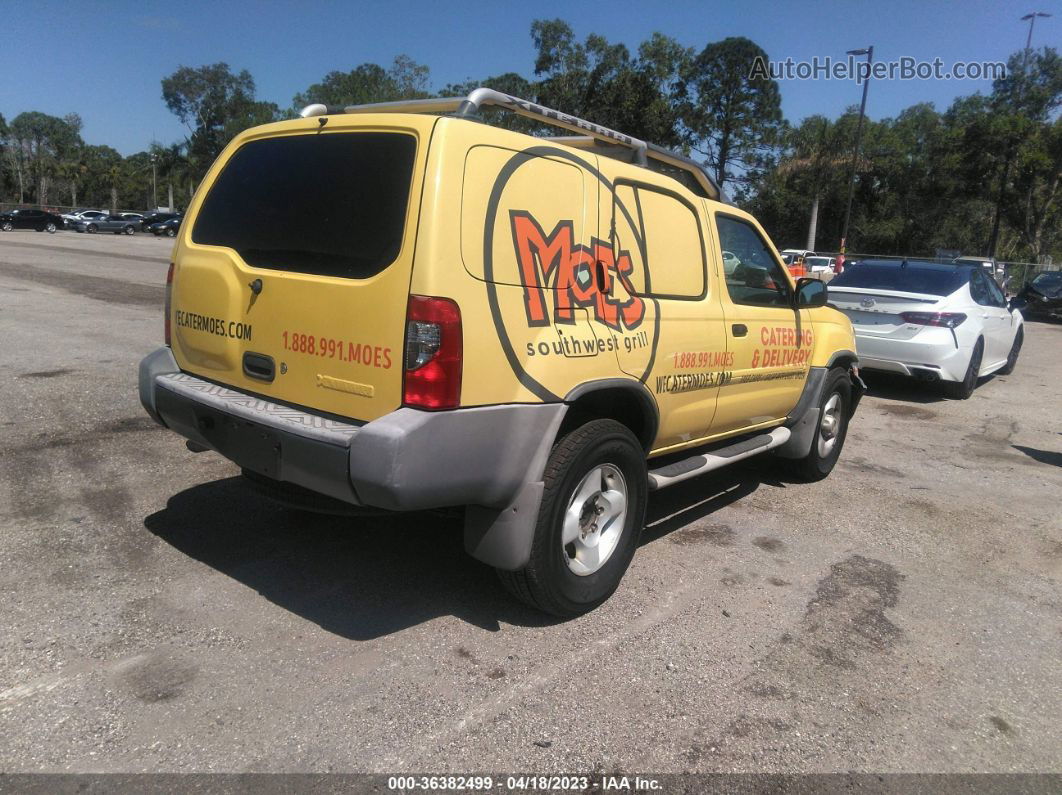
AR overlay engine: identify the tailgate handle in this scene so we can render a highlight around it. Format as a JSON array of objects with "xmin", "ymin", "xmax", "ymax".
[{"xmin": 242, "ymin": 352, "xmax": 275, "ymax": 382}]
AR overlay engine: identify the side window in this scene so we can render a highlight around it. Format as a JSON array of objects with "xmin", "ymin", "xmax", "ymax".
[
  {"xmin": 969, "ymin": 270, "xmax": 991, "ymax": 306},
  {"xmin": 715, "ymin": 214, "xmax": 791, "ymax": 307},
  {"xmin": 613, "ymin": 183, "xmax": 706, "ymax": 298},
  {"xmin": 985, "ymin": 274, "xmax": 1007, "ymax": 307}
]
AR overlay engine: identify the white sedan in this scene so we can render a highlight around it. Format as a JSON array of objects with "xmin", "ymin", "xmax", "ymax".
[{"xmin": 827, "ymin": 259, "xmax": 1024, "ymax": 399}]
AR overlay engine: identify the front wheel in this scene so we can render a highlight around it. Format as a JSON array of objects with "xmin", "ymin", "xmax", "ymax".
[
  {"xmin": 0, "ymin": 221, "xmax": 11, "ymax": 231},
  {"xmin": 998, "ymin": 328, "xmax": 1023, "ymax": 375},
  {"xmin": 123, "ymin": 225, "xmax": 135, "ymax": 235},
  {"xmin": 86, "ymin": 224, "xmax": 98, "ymax": 234},
  {"xmin": 497, "ymin": 419, "xmax": 647, "ymax": 617},
  {"xmin": 779, "ymin": 367, "xmax": 852, "ymax": 482},
  {"xmin": 943, "ymin": 339, "xmax": 983, "ymax": 399},
  {"xmin": 165, "ymin": 227, "xmax": 176, "ymax": 237},
  {"xmin": 45, "ymin": 222, "xmax": 57, "ymax": 233}
]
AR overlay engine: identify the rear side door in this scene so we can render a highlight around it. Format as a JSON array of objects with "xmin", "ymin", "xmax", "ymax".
[
  {"xmin": 710, "ymin": 211, "xmax": 809, "ymax": 435},
  {"xmin": 605, "ymin": 177, "xmax": 726, "ymax": 447},
  {"xmin": 972, "ymin": 269, "xmax": 1012, "ymax": 365}
]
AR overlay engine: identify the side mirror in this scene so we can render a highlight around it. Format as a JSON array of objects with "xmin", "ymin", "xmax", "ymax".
[{"xmin": 795, "ymin": 277, "xmax": 828, "ymax": 308}]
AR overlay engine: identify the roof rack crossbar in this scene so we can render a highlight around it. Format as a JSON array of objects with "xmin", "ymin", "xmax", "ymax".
[{"xmin": 299, "ymin": 87, "xmax": 722, "ymax": 201}]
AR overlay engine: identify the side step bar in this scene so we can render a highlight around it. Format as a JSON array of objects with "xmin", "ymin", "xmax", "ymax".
[{"xmin": 648, "ymin": 427, "xmax": 791, "ymax": 491}]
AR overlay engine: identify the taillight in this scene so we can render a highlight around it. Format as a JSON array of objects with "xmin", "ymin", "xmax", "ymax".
[
  {"xmin": 403, "ymin": 295, "xmax": 462, "ymax": 409},
  {"xmin": 164, "ymin": 262, "xmax": 175, "ymax": 345},
  {"xmin": 900, "ymin": 311, "xmax": 966, "ymax": 328}
]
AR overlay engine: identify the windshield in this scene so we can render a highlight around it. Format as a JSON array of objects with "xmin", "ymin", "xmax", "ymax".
[
  {"xmin": 192, "ymin": 132, "xmax": 416, "ymax": 280},
  {"xmin": 1030, "ymin": 271, "xmax": 1062, "ymax": 296},
  {"xmin": 830, "ymin": 261, "xmax": 970, "ymax": 297}
]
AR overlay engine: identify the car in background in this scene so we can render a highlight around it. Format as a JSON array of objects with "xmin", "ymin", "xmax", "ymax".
[
  {"xmin": 61, "ymin": 209, "xmax": 102, "ymax": 228},
  {"xmin": 0, "ymin": 208, "xmax": 64, "ymax": 233},
  {"xmin": 953, "ymin": 255, "xmax": 1002, "ymax": 283},
  {"xmin": 119, "ymin": 212, "xmax": 145, "ymax": 226},
  {"xmin": 140, "ymin": 211, "xmax": 182, "ymax": 230},
  {"xmin": 721, "ymin": 250, "xmax": 740, "ymax": 274},
  {"xmin": 828, "ymin": 259, "xmax": 1024, "ymax": 399},
  {"xmin": 148, "ymin": 216, "xmax": 182, "ymax": 237},
  {"xmin": 805, "ymin": 255, "xmax": 836, "ymax": 274},
  {"xmin": 1015, "ymin": 270, "xmax": 1062, "ymax": 320},
  {"xmin": 75, "ymin": 214, "xmax": 139, "ymax": 235}
]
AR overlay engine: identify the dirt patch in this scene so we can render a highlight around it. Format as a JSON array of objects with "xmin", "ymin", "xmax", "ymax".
[
  {"xmin": 753, "ymin": 536, "xmax": 784, "ymax": 553},
  {"xmin": 115, "ymin": 653, "xmax": 198, "ymax": 703},
  {"xmin": 669, "ymin": 523, "xmax": 735, "ymax": 547},
  {"xmin": 18, "ymin": 369, "xmax": 74, "ymax": 379},
  {"xmin": 767, "ymin": 577, "xmax": 791, "ymax": 587},
  {"xmin": 879, "ymin": 404, "xmax": 937, "ymax": 421},
  {"xmin": 1, "ymin": 261, "xmax": 163, "ymax": 307}
]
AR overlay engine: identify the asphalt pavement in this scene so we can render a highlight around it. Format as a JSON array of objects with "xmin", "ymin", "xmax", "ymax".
[{"xmin": 1, "ymin": 229, "xmax": 1059, "ymax": 775}]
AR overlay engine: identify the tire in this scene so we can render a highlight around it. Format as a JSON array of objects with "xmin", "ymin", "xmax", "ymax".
[
  {"xmin": 166, "ymin": 227, "xmax": 176, "ymax": 237},
  {"xmin": 123, "ymin": 225, "xmax": 135, "ymax": 235},
  {"xmin": 0, "ymin": 221, "xmax": 11, "ymax": 231},
  {"xmin": 779, "ymin": 367, "xmax": 852, "ymax": 482},
  {"xmin": 45, "ymin": 222, "xmax": 56, "ymax": 233},
  {"xmin": 943, "ymin": 338, "xmax": 983, "ymax": 399},
  {"xmin": 86, "ymin": 224, "xmax": 98, "ymax": 234},
  {"xmin": 998, "ymin": 327, "xmax": 1023, "ymax": 375},
  {"xmin": 497, "ymin": 419, "xmax": 647, "ymax": 617}
]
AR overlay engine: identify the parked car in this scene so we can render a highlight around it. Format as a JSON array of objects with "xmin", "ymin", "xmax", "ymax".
[
  {"xmin": 119, "ymin": 212, "xmax": 145, "ymax": 226},
  {"xmin": 828, "ymin": 259, "xmax": 1024, "ymax": 399},
  {"xmin": 805, "ymin": 256, "xmax": 836, "ymax": 274},
  {"xmin": 148, "ymin": 216, "xmax": 182, "ymax": 237},
  {"xmin": 1015, "ymin": 270, "xmax": 1062, "ymax": 320},
  {"xmin": 75, "ymin": 214, "xmax": 139, "ymax": 235},
  {"xmin": 141, "ymin": 211, "xmax": 182, "ymax": 230},
  {"xmin": 61, "ymin": 209, "xmax": 104, "ymax": 228},
  {"xmin": 953, "ymin": 255, "xmax": 1002, "ymax": 283},
  {"xmin": 0, "ymin": 208, "xmax": 64, "ymax": 233},
  {"xmin": 139, "ymin": 86, "xmax": 864, "ymax": 617},
  {"xmin": 720, "ymin": 249, "xmax": 740, "ymax": 274}
]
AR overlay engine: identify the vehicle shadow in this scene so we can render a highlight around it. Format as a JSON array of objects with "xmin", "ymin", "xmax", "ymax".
[
  {"xmin": 859, "ymin": 371, "xmax": 947, "ymax": 404},
  {"xmin": 144, "ymin": 466, "xmax": 770, "ymax": 640},
  {"xmin": 1012, "ymin": 445, "xmax": 1062, "ymax": 468}
]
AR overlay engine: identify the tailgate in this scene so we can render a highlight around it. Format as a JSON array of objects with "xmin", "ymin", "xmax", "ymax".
[{"xmin": 170, "ymin": 125, "xmax": 429, "ymax": 423}]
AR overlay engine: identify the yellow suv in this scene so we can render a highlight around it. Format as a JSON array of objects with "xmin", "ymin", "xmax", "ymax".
[{"xmin": 139, "ymin": 88, "xmax": 863, "ymax": 616}]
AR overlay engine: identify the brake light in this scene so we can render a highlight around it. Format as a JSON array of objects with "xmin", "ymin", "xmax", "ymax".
[
  {"xmin": 900, "ymin": 311, "xmax": 966, "ymax": 328},
  {"xmin": 403, "ymin": 295, "xmax": 462, "ymax": 409},
  {"xmin": 164, "ymin": 262, "xmax": 174, "ymax": 345}
]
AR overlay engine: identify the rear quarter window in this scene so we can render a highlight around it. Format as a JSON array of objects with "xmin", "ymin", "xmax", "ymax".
[{"xmin": 192, "ymin": 132, "xmax": 416, "ymax": 280}]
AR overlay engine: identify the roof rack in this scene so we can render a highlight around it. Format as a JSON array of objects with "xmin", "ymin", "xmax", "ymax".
[{"xmin": 299, "ymin": 87, "xmax": 723, "ymax": 202}]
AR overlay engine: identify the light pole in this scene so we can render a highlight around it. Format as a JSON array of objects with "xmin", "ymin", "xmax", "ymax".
[
  {"xmin": 839, "ymin": 45, "xmax": 873, "ymax": 268},
  {"xmin": 1022, "ymin": 11, "xmax": 1051, "ymax": 51},
  {"xmin": 150, "ymin": 154, "xmax": 158, "ymax": 210}
]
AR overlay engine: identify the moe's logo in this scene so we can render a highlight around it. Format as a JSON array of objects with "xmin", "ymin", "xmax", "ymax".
[{"xmin": 510, "ymin": 210, "xmax": 645, "ymax": 332}]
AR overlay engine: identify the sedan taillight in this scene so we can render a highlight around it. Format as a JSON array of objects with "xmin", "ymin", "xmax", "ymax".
[{"xmin": 900, "ymin": 311, "xmax": 967, "ymax": 328}]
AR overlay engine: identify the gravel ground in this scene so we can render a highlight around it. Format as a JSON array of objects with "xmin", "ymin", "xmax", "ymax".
[{"xmin": 0, "ymin": 229, "xmax": 1059, "ymax": 775}]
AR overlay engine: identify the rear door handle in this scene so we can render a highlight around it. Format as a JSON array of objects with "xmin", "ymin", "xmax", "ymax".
[{"xmin": 732, "ymin": 323, "xmax": 748, "ymax": 337}]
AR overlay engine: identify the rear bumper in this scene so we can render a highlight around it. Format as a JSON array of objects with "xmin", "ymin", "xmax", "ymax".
[
  {"xmin": 139, "ymin": 347, "xmax": 565, "ymax": 513},
  {"xmin": 854, "ymin": 328, "xmax": 970, "ymax": 382}
]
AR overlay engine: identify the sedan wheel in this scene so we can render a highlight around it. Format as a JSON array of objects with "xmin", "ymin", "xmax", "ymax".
[
  {"xmin": 944, "ymin": 339, "xmax": 983, "ymax": 400},
  {"xmin": 86, "ymin": 224, "xmax": 98, "ymax": 234},
  {"xmin": 124, "ymin": 225, "xmax": 135, "ymax": 235},
  {"xmin": 1, "ymin": 221, "xmax": 13, "ymax": 231},
  {"xmin": 999, "ymin": 328, "xmax": 1023, "ymax": 375},
  {"xmin": 166, "ymin": 227, "xmax": 176, "ymax": 237},
  {"xmin": 45, "ymin": 222, "xmax": 57, "ymax": 233}
]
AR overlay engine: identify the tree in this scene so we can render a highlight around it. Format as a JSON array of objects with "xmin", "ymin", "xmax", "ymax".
[
  {"xmin": 681, "ymin": 37, "xmax": 784, "ymax": 192},
  {"xmin": 292, "ymin": 55, "xmax": 432, "ymax": 112},
  {"xmin": 8, "ymin": 111, "xmax": 83, "ymax": 205},
  {"xmin": 162, "ymin": 63, "xmax": 279, "ymax": 181},
  {"xmin": 774, "ymin": 115, "xmax": 848, "ymax": 250}
]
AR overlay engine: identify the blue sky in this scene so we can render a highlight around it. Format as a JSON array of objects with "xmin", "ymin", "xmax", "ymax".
[{"xmin": 3, "ymin": 0, "xmax": 1056, "ymax": 155}]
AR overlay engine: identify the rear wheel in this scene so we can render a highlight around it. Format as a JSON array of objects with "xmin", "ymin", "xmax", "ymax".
[
  {"xmin": 497, "ymin": 419, "xmax": 647, "ymax": 617},
  {"xmin": 0, "ymin": 221, "xmax": 12, "ymax": 231},
  {"xmin": 944, "ymin": 339, "xmax": 983, "ymax": 399},
  {"xmin": 45, "ymin": 221, "xmax": 57, "ymax": 233},
  {"xmin": 166, "ymin": 227, "xmax": 176, "ymax": 237},
  {"xmin": 123, "ymin": 224, "xmax": 135, "ymax": 235},
  {"xmin": 779, "ymin": 367, "xmax": 852, "ymax": 482},
  {"xmin": 998, "ymin": 327, "xmax": 1023, "ymax": 375},
  {"xmin": 86, "ymin": 224, "xmax": 98, "ymax": 234}
]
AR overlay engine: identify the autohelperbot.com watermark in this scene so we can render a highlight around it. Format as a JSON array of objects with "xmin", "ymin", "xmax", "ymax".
[{"xmin": 750, "ymin": 54, "xmax": 1006, "ymax": 83}]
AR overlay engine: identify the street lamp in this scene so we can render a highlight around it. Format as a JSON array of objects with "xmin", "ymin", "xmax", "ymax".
[
  {"xmin": 150, "ymin": 154, "xmax": 158, "ymax": 210},
  {"xmin": 1022, "ymin": 11, "xmax": 1051, "ymax": 51},
  {"xmin": 839, "ymin": 45, "xmax": 873, "ymax": 268}
]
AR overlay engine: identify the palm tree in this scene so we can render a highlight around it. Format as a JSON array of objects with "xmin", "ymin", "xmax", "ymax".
[
  {"xmin": 106, "ymin": 164, "xmax": 123, "ymax": 213},
  {"xmin": 776, "ymin": 116, "xmax": 849, "ymax": 250}
]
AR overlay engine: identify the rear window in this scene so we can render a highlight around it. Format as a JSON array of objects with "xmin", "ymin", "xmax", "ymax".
[
  {"xmin": 830, "ymin": 261, "xmax": 969, "ymax": 297},
  {"xmin": 193, "ymin": 132, "xmax": 416, "ymax": 279}
]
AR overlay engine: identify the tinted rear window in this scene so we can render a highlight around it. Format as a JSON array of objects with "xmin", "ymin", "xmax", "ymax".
[
  {"xmin": 192, "ymin": 132, "xmax": 416, "ymax": 279},
  {"xmin": 830, "ymin": 262, "xmax": 969, "ymax": 296}
]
